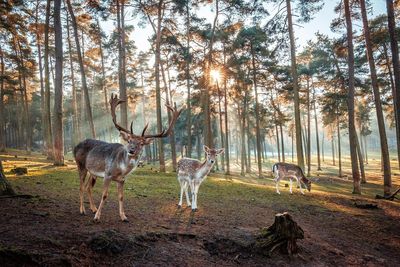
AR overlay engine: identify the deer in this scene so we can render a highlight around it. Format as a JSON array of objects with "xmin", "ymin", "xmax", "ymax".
[
  {"xmin": 73, "ymin": 94, "xmax": 183, "ymax": 222},
  {"xmin": 177, "ymin": 145, "xmax": 224, "ymax": 211},
  {"xmin": 272, "ymin": 162, "xmax": 311, "ymax": 195}
]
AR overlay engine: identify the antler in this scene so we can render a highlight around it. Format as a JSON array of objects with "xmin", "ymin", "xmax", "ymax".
[
  {"xmin": 109, "ymin": 93, "xmax": 132, "ymax": 134},
  {"xmin": 141, "ymin": 104, "xmax": 183, "ymax": 139}
]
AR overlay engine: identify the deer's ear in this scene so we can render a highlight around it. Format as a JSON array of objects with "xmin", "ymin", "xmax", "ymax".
[
  {"xmin": 144, "ymin": 138, "xmax": 153, "ymax": 145},
  {"xmin": 119, "ymin": 131, "xmax": 130, "ymax": 142},
  {"xmin": 203, "ymin": 145, "xmax": 210, "ymax": 153},
  {"xmin": 216, "ymin": 148, "xmax": 224, "ymax": 155}
]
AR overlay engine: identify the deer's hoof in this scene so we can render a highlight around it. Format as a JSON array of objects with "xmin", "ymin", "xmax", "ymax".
[
  {"xmin": 192, "ymin": 208, "xmax": 198, "ymax": 212},
  {"xmin": 93, "ymin": 217, "xmax": 100, "ymax": 223},
  {"xmin": 80, "ymin": 210, "xmax": 86, "ymax": 215},
  {"xmin": 122, "ymin": 218, "xmax": 129, "ymax": 223},
  {"xmin": 177, "ymin": 204, "xmax": 182, "ymax": 209}
]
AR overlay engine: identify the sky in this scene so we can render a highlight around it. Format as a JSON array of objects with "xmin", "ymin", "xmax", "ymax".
[{"xmin": 101, "ymin": 1, "xmax": 388, "ymax": 53}]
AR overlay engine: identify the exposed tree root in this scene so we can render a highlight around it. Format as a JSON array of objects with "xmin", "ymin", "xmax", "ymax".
[{"xmin": 376, "ymin": 188, "xmax": 400, "ymax": 201}]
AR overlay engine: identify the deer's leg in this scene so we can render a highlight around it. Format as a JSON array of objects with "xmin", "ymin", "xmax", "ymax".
[
  {"xmin": 190, "ymin": 180, "xmax": 196, "ymax": 211},
  {"xmin": 184, "ymin": 181, "xmax": 191, "ymax": 207},
  {"xmin": 79, "ymin": 169, "xmax": 88, "ymax": 215},
  {"xmin": 94, "ymin": 178, "xmax": 111, "ymax": 222},
  {"xmin": 298, "ymin": 179, "xmax": 305, "ymax": 195},
  {"xmin": 289, "ymin": 178, "xmax": 293, "ymax": 194},
  {"xmin": 275, "ymin": 173, "xmax": 281, "ymax": 195},
  {"xmin": 86, "ymin": 175, "xmax": 98, "ymax": 213},
  {"xmin": 178, "ymin": 177, "xmax": 184, "ymax": 207},
  {"xmin": 193, "ymin": 181, "xmax": 201, "ymax": 211},
  {"xmin": 117, "ymin": 180, "xmax": 128, "ymax": 222}
]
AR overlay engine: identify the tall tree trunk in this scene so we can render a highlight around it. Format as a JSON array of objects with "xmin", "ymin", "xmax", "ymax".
[
  {"xmin": 331, "ymin": 133, "xmax": 335, "ymax": 166},
  {"xmin": 217, "ymin": 82, "xmax": 225, "ymax": 170},
  {"xmin": 66, "ymin": 0, "xmax": 95, "ymax": 138},
  {"xmin": 291, "ymin": 129, "xmax": 294, "ymax": 162},
  {"xmin": 0, "ymin": 47, "xmax": 5, "ymax": 152},
  {"xmin": 356, "ymin": 134, "xmax": 366, "ymax": 183},
  {"xmin": 185, "ymin": 0, "xmax": 192, "ymax": 157},
  {"xmin": 275, "ymin": 120, "xmax": 281, "ymax": 162},
  {"xmin": 97, "ymin": 19, "xmax": 108, "ymax": 114},
  {"xmin": 286, "ymin": 0, "xmax": 304, "ymax": 170},
  {"xmin": 14, "ymin": 39, "xmax": 31, "ymax": 153},
  {"xmin": 322, "ymin": 132, "xmax": 325, "ymax": 162},
  {"xmin": 154, "ymin": 0, "xmax": 166, "ymax": 172},
  {"xmin": 251, "ymin": 43, "xmax": 262, "ymax": 177},
  {"xmin": 117, "ymin": 0, "xmax": 128, "ymax": 128},
  {"xmin": 35, "ymin": 0, "xmax": 45, "ymax": 154},
  {"xmin": 306, "ymin": 78, "xmax": 311, "ymax": 176},
  {"xmin": 344, "ymin": 0, "xmax": 361, "ymax": 194},
  {"xmin": 337, "ymin": 119, "xmax": 342, "ymax": 177},
  {"xmin": 241, "ymin": 90, "xmax": 248, "ymax": 176},
  {"xmin": 203, "ymin": 0, "xmax": 219, "ymax": 149},
  {"xmin": 160, "ymin": 61, "xmax": 177, "ymax": 171},
  {"xmin": 53, "ymin": 0, "xmax": 63, "ymax": 165},
  {"xmin": 386, "ymin": 0, "xmax": 400, "ymax": 170},
  {"xmin": 360, "ymin": 0, "xmax": 391, "ymax": 195},
  {"xmin": 280, "ymin": 123, "xmax": 285, "ymax": 162},
  {"xmin": 313, "ymin": 85, "xmax": 321, "ymax": 170},
  {"xmin": 223, "ymin": 46, "xmax": 230, "ymax": 174},
  {"xmin": 66, "ymin": 12, "xmax": 81, "ymax": 146},
  {"xmin": 246, "ymin": 115, "xmax": 251, "ymax": 173},
  {"xmin": 44, "ymin": 0, "xmax": 53, "ymax": 159},
  {"xmin": 364, "ymin": 135, "xmax": 368, "ymax": 164}
]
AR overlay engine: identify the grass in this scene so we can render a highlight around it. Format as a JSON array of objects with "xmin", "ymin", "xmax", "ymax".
[{"xmin": 1, "ymin": 149, "xmax": 399, "ymax": 214}]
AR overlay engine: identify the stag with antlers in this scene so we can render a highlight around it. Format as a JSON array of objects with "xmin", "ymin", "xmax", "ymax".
[{"xmin": 73, "ymin": 94, "xmax": 183, "ymax": 222}]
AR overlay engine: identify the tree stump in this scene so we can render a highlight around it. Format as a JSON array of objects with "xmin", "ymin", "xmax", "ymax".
[
  {"xmin": 10, "ymin": 167, "xmax": 28, "ymax": 175},
  {"xmin": 255, "ymin": 212, "xmax": 304, "ymax": 256}
]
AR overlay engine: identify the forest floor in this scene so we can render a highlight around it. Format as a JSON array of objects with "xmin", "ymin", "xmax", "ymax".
[{"xmin": 1, "ymin": 149, "xmax": 400, "ymax": 267}]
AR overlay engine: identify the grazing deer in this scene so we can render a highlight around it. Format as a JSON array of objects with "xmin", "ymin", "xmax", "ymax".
[
  {"xmin": 177, "ymin": 146, "xmax": 224, "ymax": 211},
  {"xmin": 73, "ymin": 94, "xmax": 182, "ymax": 222},
  {"xmin": 272, "ymin": 162, "xmax": 311, "ymax": 195}
]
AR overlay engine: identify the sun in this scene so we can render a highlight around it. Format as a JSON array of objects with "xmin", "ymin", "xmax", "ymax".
[{"xmin": 210, "ymin": 68, "xmax": 221, "ymax": 84}]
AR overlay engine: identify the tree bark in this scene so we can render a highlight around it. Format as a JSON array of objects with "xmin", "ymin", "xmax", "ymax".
[
  {"xmin": 223, "ymin": 45, "xmax": 230, "ymax": 174},
  {"xmin": 185, "ymin": 0, "xmax": 192, "ymax": 158},
  {"xmin": 44, "ymin": 0, "xmax": 53, "ymax": 159},
  {"xmin": 344, "ymin": 0, "xmax": 361, "ymax": 194},
  {"xmin": 386, "ymin": 0, "xmax": 400, "ymax": 170},
  {"xmin": 337, "ymin": 118, "xmax": 342, "ymax": 177},
  {"xmin": 356, "ymin": 134, "xmax": 366, "ymax": 183},
  {"xmin": 154, "ymin": 0, "xmax": 165, "ymax": 172},
  {"xmin": 66, "ymin": 0, "xmax": 96, "ymax": 138},
  {"xmin": 280, "ymin": 123, "xmax": 285, "ymax": 162},
  {"xmin": 53, "ymin": 0, "xmax": 63, "ymax": 166},
  {"xmin": 251, "ymin": 43, "xmax": 263, "ymax": 177},
  {"xmin": 360, "ymin": 0, "xmax": 391, "ymax": 195},
  {"xmin": 306, "ymin": 78, "xmax": 311, "ymax": 176},
  {"xmin": 160, "ymin": 61, "xmax": 177, "ymax": 172},
  {"xmin": 66, "ymin": 11, "xmax": 81, "ymax": 146},
  {"xmin": 117, "ymin": 0, "xmax": 128, "ymax": 128},
  {"xmin": 217, "ymin": 82, "xmax": 225, "ymax": 170},
  {"xmin": 0, "ymin": 160, "xmax": 15, "ymax": 196},
  {"xmin": 313, "ymin": 85, "xmax": 321, "ymax": 170},
  {"xmin": 35, "ymin": 0, "xmax": 45, "ymax": 154},
  {"xmin": 98, "ymin": 19, "xmax": 108, "ymax": 114},
  {"xmin": 0, "ymin": 47, "xmax": 5, "ymax": 152},
  {"xmin": 286, "ymin": 0, "xmax": 304, "ymax": 170}
]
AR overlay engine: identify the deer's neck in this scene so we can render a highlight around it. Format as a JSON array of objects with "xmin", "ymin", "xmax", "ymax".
[
  {"xmin": 120, "ymin": 147, "xmax": 143, "ymax": 175},
  {"xmin": 196, "ymin": 160, "xmax": 214, "ymax": 179}
]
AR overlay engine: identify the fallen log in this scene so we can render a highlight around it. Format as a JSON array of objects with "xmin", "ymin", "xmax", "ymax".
[
  {"xmin": 376, "ymin": 188, "xmax": 400, "ymax": 201},
  {"xmin": 255, "ymin": 212, "xmax": 304, "ymax": 256}
]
